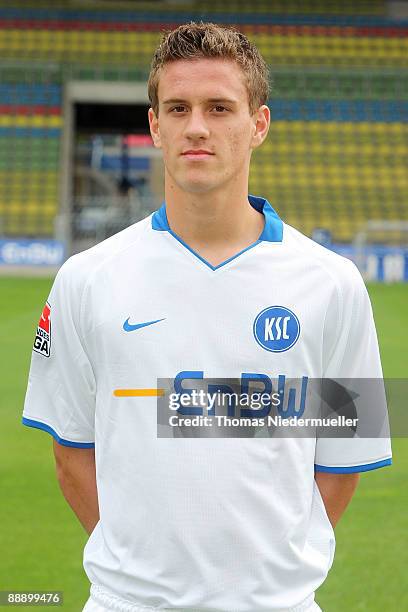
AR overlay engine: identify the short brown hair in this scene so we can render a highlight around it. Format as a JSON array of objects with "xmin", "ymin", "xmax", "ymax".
[{"xmin": 148, "ymin": 22, "xmax": 270, "ymax": 115}]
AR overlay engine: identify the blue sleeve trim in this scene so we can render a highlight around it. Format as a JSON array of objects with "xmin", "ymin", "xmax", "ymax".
[
  {"xmin": 314, "ymin": 458, "xmax": 392, "ymax": 473},
  {"xmin": 22, "ymin": 417, "xmax": 95, "ymax": 449}
]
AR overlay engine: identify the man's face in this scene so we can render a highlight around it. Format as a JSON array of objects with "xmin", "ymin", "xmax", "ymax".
[{"xmin": 148, "ymin": 58, "xmax": 269, "ymax": 195}]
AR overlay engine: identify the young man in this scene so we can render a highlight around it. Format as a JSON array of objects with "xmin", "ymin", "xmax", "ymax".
[{"xmin": 23, "ymin": 23, "xmax": 392, "ymax": 612}]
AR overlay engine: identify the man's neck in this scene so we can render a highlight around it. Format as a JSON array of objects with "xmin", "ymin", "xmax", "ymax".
[{"xmin": 164, "ymin": 179, "xmax": 265, "ymax": 267}]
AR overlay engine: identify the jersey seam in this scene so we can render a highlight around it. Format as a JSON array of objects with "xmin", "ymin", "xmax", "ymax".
[
  {"xmin": 290, "ymin": 246, "xmax": 341, "ymax": 373},
  {"xmin": 22, "ymin": 413, "xmax": 95, "ymax": 445},
  {"xmin": 75, "ymin": 217, "xmax": 152, "ymax": 339},
  {"xmin": 315, "ymin": 454, "xmax": 392, "ymax": 468},
  {"xmin": 282, "ymin": 225, "xmax": 357, "ymax": 374},
  {"xmin": 83, "ymin": 216, "xmax": 152, "ymax": 286},
  {"xmin": 159, "ymin": 228, "xmax": 280, "ymax": 275},
  {"xmin": 62, "ymin": 269, "xmax": 97, "ymax": 436},
  {"xmin": 26, "ymin": 374, "xmax": 94, "ymax": 440},
  {"xmin": 90, "ymin": 583, "xmax": 316, "ymax": 612}
]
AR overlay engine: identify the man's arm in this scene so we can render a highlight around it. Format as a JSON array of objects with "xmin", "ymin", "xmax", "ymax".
[
  {"xmin": 314, "ymin": 472, "xmax": 360, "ymax": 528},
  {"xmin": 53, "ymin": 440, "xmax": 99, "ymax": 535}
]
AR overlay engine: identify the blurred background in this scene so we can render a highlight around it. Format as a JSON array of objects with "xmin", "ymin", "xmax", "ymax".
[
  {"xmin": 0, "ymin": 1, "xmax": 407, "ymax": 611},
  {"xmin": 0, "ymin": 0, "xmax": 407, "ymax": 277}
]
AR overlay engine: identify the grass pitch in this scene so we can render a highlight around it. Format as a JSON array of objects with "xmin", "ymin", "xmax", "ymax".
[{"xmin": 0, "ymin": 277, "xmax": 406, "ymax": 611}]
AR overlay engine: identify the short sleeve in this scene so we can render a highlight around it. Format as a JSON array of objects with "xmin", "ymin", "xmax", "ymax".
[
  {"xmin": 22, "ymin": 257, "xmax": 96, "ymax": 448},
  {"xmin": 315, "ymin": 259, "xmax": 392, "ymax": 473}
]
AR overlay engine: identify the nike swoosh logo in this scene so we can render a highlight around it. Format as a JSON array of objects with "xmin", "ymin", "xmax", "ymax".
[{"xmin": 123, "ymin": 317, "xmax": 165, "ymax": 332}]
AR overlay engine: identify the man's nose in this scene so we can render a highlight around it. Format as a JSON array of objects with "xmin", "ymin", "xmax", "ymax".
[{"xmin": 183, "ymin": 109, "xmax": 210, "ymax": 140}]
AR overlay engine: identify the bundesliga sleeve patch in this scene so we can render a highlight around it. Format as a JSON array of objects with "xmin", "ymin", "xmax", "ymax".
[{"xmin": 33, "ymin": 301, "xmax": 51, "ymax": 357}]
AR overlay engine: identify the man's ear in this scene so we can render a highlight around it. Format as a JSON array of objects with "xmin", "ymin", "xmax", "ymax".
[
  {"xmin": 148, "ymin": 107, "xmax": 162, "ymax": 148},
  {"xmin": 250, "ymin": 104, "xmax": 270, "ymax": 150}
]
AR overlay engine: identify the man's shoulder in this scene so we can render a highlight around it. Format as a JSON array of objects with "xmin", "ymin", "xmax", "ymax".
[
  {"xmin": 57, "ymin": 214, "xmax": 153, "ymax": 287},
  {"xmin": 282, "ymin": 222, "xmax": 363, "ymax": 290}
]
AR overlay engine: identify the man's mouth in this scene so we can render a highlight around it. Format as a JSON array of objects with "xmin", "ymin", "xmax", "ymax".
[{"xmin": 181, "ymin": 150, "xmax": 215, "ymax": 160}]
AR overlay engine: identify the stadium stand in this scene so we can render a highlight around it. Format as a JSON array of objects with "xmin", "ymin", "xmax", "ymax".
[{"xmin": 0, "ymin": 0, "xmax": 407, "ymax": 244}]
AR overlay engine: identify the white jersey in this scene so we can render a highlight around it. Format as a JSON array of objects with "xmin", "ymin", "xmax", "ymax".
[{"xmin": 23, "ymin": 196, "xmax": 392, "ymax": 612}]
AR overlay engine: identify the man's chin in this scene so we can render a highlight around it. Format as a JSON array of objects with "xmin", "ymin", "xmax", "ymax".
[{"xmin": 176, "ymin": 177, "xmax": 221, "ymax": 195}]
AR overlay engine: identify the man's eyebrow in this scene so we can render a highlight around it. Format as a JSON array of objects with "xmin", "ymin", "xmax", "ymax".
[
  {"xmin": 207, "ymin": 98, "xmax": 238, "ymax": 105},
  {"xmin": 162, "ymin": 98, "xmax": 238, "ymax": 105},
  {"xmin": 162, "ymin": 99, "xmax": 188, "ymax": 105}
]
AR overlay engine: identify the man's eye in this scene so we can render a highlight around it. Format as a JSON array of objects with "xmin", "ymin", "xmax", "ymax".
[
  {"xmin": 171, "ymin": 106, "xmax": 187, "ymax": 113},
  {"xmin": 213, "ymin": 105, "xmax": 228, "ymax": 113}
]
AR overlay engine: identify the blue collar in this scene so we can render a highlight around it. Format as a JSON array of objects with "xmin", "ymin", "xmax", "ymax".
[{"xmin": 152, "ymin": 195, "xmax": 283, "ymax": 243}]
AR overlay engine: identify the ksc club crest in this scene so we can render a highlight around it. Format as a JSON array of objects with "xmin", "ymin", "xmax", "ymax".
[
  {"xmin": 253, "ymin": 306, "xmax": 300, "ymax": 353},
  {"xmin": 33, "ymin": 302, "xmax": 51, "ymax": 357}
]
